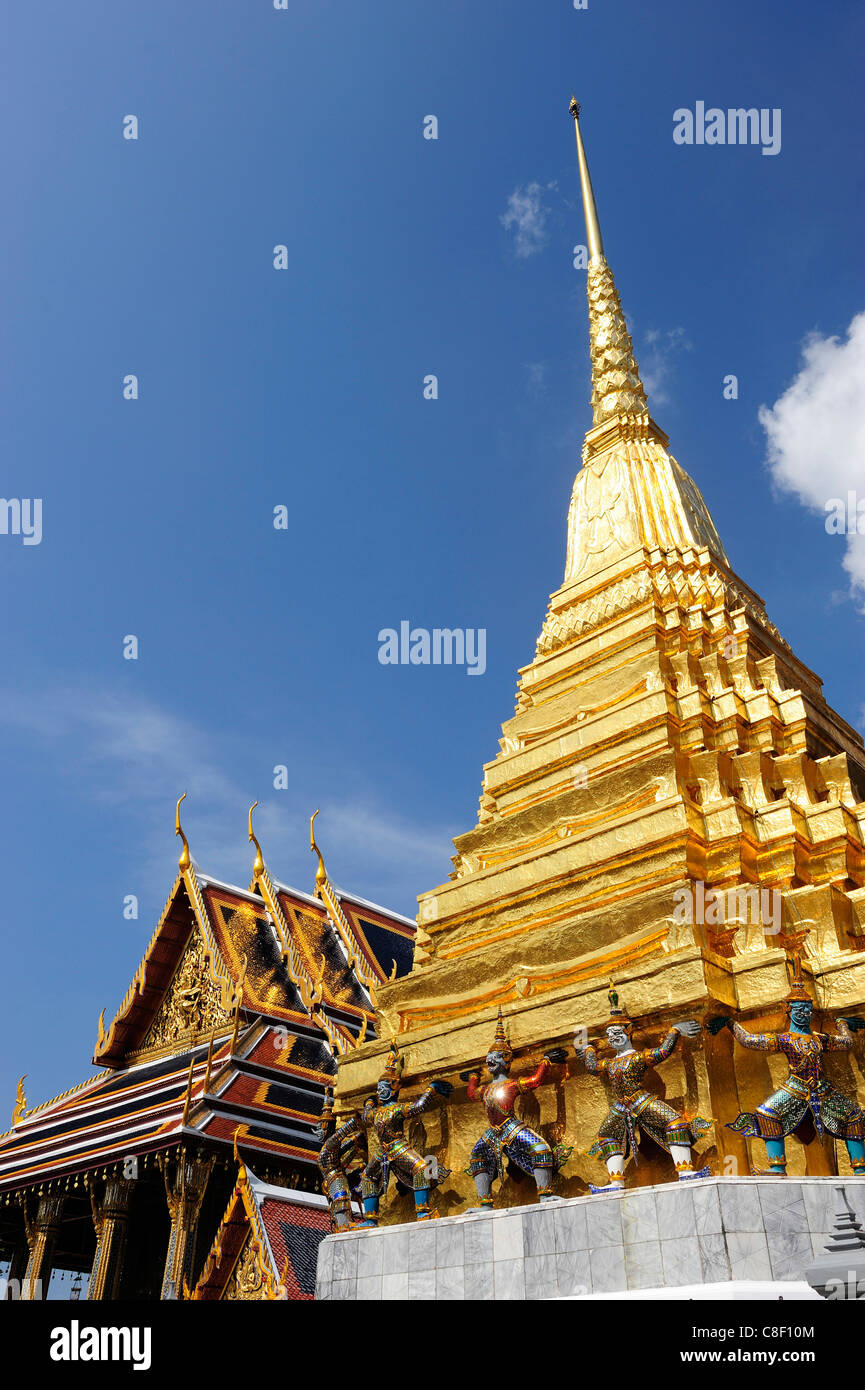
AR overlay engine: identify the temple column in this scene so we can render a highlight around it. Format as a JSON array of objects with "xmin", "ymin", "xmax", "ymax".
[
  {"xmin": 87, "ymin": 1176, "xmax": 136, "ymax": 1301},
  {"xmin": 159, "ymin": 1148, "xmax": 214, "ymax": 1300},
  {"xmin": 21, "ymin": 1193, "xmax": 65, "ymax": 1300}
]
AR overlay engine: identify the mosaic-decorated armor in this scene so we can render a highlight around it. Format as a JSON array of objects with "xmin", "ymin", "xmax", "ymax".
[
  {"xmin": 315, "ymin": 1091, "xmax": 367, "ymax": 1230},
  {"xmin": 575, "ymin": 985, "xmax": 711, "ymax": 1192},
  {"xmin": 461, "ymin": 1009, "xmax": 570, "ymax": 1208},
  {"xmin": 711, "ymin": 956, "xmax": 865, "ymax": 1175},
  {"xmin": 354, "ymin": 1041, "xmax": 452, "ymax": 1224}
]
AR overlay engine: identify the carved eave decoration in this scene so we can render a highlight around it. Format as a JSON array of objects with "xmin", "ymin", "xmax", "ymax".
[
  {"xmin": 189, "ymin": 1160, "xmax": 283, "ymax": 1301},
  {"xmin": 247, "ymin": 804, "xmax": 371, "ymax": 1056},
  {"xmin": 94, "ymin": 869, "xmax": 238, "ymax": 1068}
]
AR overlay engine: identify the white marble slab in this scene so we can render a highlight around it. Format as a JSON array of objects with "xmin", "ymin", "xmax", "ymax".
[{"xmin": 314, "ymin": 1175, "xmax": 865, "ymax": 1301}]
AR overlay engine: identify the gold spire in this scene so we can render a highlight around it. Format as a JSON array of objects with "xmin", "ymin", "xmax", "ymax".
[
  {"xmin": 247, "ymin": 801, "xmax": 264, "ymax": 880},
  {"xmin": 309, "ymin": 809, "xmax": 327, "ymax": 895},
  {"xmin": 569, "ymin": 98, "xmax": 603, "ymax": 263},
  {"xmin": 175, "ymin": 793, "xmax": 191, "ymax": 872},
  {"xmin": 569, "ymin": 98, "xmax": 649, "ymax": 427}
]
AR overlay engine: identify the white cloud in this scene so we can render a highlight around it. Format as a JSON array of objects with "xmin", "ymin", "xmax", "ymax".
[
  {"xmin": 523, "ymin": 360, "xmax": 550, "ymax": 400},
  {"xmin": 759, "ymin": 311, "xmax": 865, "ymax": 606},
  {"xmin": 500, "ymin": 181, "xmax": 557, "ymax": 259},
  {"xmin": 640, "ymin": 326, "xmax": 692, "ymax": 405}
]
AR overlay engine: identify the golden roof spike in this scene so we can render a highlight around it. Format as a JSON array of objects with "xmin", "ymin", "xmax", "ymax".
[
  {"xmin": 569, "ymin": 97, "xmax": 649, "ymax": 428},
  {"xmin": 569, "ymin": 97, "xmax": 604, "ymax": 264},
  {"xmin": 175, "ymin": 793, "xmax": 191, "ymax": 872},
  {"xmin": 203, "ymin": 1030, "xmax": 216, "ymax": 1092},
  {"xmin": 247, "ymin": 801, "xmax": 265, "ymax": 880},
  {"xmin": 181, "ymin": 1052, "xmax": 196, "ymax": 1126},
  {"xmin": 12, "ymin": 1076, "xmax": 27, "ymax": 1126},
  {"xmin": 310, "ymin": 809, "xmax": 327, "ymax": 896}
]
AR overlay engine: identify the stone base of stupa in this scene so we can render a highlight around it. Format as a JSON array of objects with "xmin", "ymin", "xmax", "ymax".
[{"xmin": 315, "ymin": 1176, "xmax": 865, "ymax": 1300}]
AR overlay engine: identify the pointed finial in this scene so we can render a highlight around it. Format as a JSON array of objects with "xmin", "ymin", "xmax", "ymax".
[
  {"xmin": 175, "ymin": 794, "xmax": 191, "ymax": 872},
  {"xmin": 247, "ymin": 801, "xmax": 264, "ymax": 880},
  {"xmin": 12, "ymin": 1076, "xmax": 27, "ymax": 1126},
  {"xmin": 785, "ymin": 950, "xmax": 811, "ymax": 1004},
  {"xmin": 569, "ymin": 97, "xmax": 649, "ymax": 428},
  {"xmin": 203, "ymin": 1030, "xmax": 216, "ymax": 1092},
  {"xmin": 490, "ymin": 1007, "xmax": 514, "ymax": 1064},
  {"xmin": 96, "ymin": 1008, "xmax": 106, "ymax": 1049},
  {"xmin": 605, "ymin": 979, "xmax": 633, "ymax": 1034},
  {"xmin": 181, "ymin": 1052, "xmax": 196, "ymax": 1125},
  {"xmin": 379, "ymin": 1036, "xmax": 403, "ymax": 1091},
  {"xmin": 310, "ymin": 809, "xmax": 327, "ymax": 895},
  {"xmin": 570, "ymin": 97, "xmax": 604, "ymax": 263}
]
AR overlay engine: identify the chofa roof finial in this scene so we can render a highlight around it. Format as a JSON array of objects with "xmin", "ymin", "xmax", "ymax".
[
  {"xmin": 248, "ymin": 801, "xmax": 265, "ymax": 880},
  {"xmin": 175, "ymin": 793, "xmax": 191, "ymax": 872},
  {"xmin": 310, "ymin": 808, "xmax": 327, "ymax": 895}
]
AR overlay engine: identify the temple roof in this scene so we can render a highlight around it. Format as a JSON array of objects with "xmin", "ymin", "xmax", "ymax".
[
  {"xmin": 0, "ymin": 1043, "xmax": 222, "ymax": 1193},
  {"xmin": 190, "ymin": 1161, "xmax": 329, "ymax": 1300},
  {"xmin": 0, "ymin": 1018, "xmax": 340, "ymax": 1194},
  {"xmin": 0, "ymin": 808, "xmax": 416, "ymax": 1193},
  {"xmin": 92, "ymin": 820, "xmax": 415, "ymax": 1068}
]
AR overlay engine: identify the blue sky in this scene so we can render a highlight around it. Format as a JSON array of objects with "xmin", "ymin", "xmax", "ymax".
[{"xmin": 1, "ymin": 0, "xmax": 864, "ymax": 1116}]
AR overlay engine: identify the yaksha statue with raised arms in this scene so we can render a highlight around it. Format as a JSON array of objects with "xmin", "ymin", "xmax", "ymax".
[
  {"xmin": 574, "ymin": 985, "xmax": 712, "ymax": 1192},
  {"xmin": 315, "ymin": 1089, "xmax": 369, "ymax": 1231},
  {"xmin": 708, "ymin": 955, "xmax": 865, "ymax": 1176},
  {"xmin": 351, "ymin": 1041, "xmax": 453, "ymax": 1226},
  {"xmin": 459, "ymin": 1008, "xmax": 570, "ymax": 1208}
]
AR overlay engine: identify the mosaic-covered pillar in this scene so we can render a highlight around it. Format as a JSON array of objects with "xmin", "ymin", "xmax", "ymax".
[
  {"xmin": 87, "ymin": 1176, "xmax": 136, "ymax": 1301},
  {"xmin": 21, "ymin": 1193, "xmax": 65, "ymax": 1300},
  {"xmin": 159, "ymin": 1148, "xmax": 214, "ymax": 1300}
]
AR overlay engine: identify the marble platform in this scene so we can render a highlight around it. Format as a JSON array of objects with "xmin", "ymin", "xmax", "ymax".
[{"xmin": 315, "ymin": 1176, "xmax": 865, "ymax": 1300}]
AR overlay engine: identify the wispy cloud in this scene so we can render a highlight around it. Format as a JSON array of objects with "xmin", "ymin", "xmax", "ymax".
[
  {"xmin": 523, "ymin": 360, "xmax": 550, "ymax": 400},
  {"xmin": 500, "ymin": 181, "xmax": 557, "ymax": 259},
  {"xmin": 640, "ymin": 326, "xmax": 692, "ymax": 405},
  {"xmin": 759, "ymin": 311, "xmax": 865, "ymax": 609},
  {"xmin": 0, "ymin": 685, "xmax": 454, "ymax": 912}
]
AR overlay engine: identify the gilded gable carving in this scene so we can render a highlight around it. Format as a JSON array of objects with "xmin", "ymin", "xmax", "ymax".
[
  {"xmin": 139, "ymin": 929, "xmax": 230, "ymax": 1053},
  {"xmin": 223, "ymin": 1235, "xmax": 268, "ymax": 1301}
]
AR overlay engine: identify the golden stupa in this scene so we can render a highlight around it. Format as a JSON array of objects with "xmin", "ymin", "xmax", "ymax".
[{"xmin": 335, "ymin": 101, "xmax": 865, "ymax": 1214}]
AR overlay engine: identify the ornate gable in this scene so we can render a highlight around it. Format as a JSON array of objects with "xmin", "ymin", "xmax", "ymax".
[
  {"xmin": 136, "ymin": 926, "xmax": 231, "ymax": 1058},
  {"xmin": 223, "ymin": 1234, "xmax": 271, "ymax": 1301}
]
